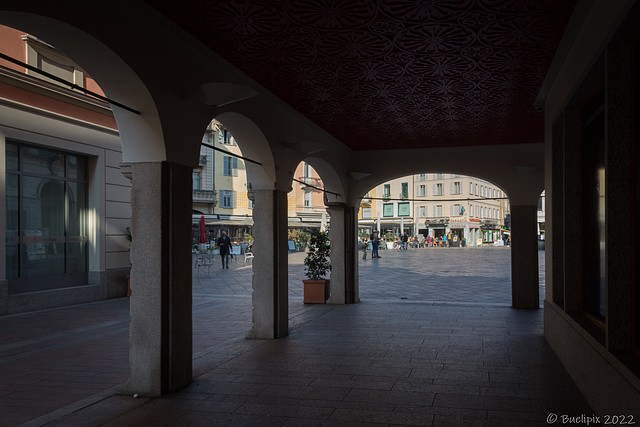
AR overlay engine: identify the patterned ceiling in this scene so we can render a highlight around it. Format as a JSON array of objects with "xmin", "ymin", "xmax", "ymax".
[{"xmin": 144, "ymin": 0, "xmax": 576, "ymax": 151}]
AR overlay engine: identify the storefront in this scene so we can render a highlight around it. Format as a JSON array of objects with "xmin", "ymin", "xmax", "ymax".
[
  {"xmin": 448, "ymin": 219, "xmax": 466, "ymax": 245},
  {"xmin": 424, "ymin": 218, "xmax": 448, "ymax": 239},
  {"xmin": 360, "ymin": 218, "xmax": 414, "ymax": 240},
  {"xmin": 468, "ymin": 219, "xmax": 481, "ymax": 246},
  {"xmin": 192, "ymin": 214, "xmax": 253, "ymax": 247},
  {"xmin": 480, "ymin": 219, "xmax": 502, "ymax": 244},
  {"xmin": 6, "ymin": 142, "xmax": 88, "ymax": 293}
]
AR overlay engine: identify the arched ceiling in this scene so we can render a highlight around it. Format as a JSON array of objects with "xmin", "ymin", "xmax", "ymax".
[{"xmin": 144, "ymin": 0, "xmax": 575, "ymax": 151}]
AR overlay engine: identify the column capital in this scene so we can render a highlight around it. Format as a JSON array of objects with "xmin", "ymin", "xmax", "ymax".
[{"xmin": 119, "ymin": 162, "xmax": 132, "ymax": 182}]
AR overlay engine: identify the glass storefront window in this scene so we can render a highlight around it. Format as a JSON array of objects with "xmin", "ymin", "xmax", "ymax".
[
  {"xmin": 22, "ymin": 146, "xmax": 65, "ymax": 177},
  {"xmin": 5, "ymin": 141, "xmax": 88, "ymax": 292},
  {"xmin": 6, "ymin": 143, "xmax": 19, "ymax": 171},
  {"xmin": 582, "ymin": 87, "xmax": 606, "ymax": 323},
  {"xmin": 68, "ymin": 182, "xmax": 87, "ymax": 236},
  {"xmin": 67, "ymin": 155, "xmax": 86, "ymax": 180},
  {"xmin": 22, "ymin": 177, "xmax": 66, "ymax": 278},
  {"xmin": 6, "ymin": 173, "xmax": 19, "ymax": 280}
]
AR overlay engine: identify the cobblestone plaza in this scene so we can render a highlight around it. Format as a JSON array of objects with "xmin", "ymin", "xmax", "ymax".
[{"xmin": 1, "ymin": 247, "xmax": 590, "ymax": 426}]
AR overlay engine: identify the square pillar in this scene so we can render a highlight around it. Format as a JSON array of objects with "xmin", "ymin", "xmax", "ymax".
[
  {"xmin": 327, "ymin": 206, "xmax": 345, "ymax": 304},
  {"xmin": 326, "ymin": 205, "xmax": 359, "ymax": 304},
  {"xmin": 246, "ymin": 190, "xmax": 288, "ymax": 339},
  {"xmin": 511, "ymin": 204, "xmax": 539, "ymax": 309},
  {"xmin": 121, "ymin": 162, "xmax": 193, "ymax": 396}
]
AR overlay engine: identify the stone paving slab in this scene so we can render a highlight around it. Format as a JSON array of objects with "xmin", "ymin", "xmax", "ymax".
[{"xmin": 0, "ymin": 247, "xmax": 594, "ymax": 427}]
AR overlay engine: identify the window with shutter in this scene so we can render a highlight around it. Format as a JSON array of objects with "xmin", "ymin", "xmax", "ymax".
[{"xmin": 223, "ymin": 157, "xmax": 230, "ymax": 176}]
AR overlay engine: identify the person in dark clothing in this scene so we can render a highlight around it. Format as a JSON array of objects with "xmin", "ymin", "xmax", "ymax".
[
  {"xmin": 370, "ymin": 230, "xmax": 381, "ymax": 258},
  {"xmin": 217, "ymin": 230, "xmax": 232, "ymax": 269}
]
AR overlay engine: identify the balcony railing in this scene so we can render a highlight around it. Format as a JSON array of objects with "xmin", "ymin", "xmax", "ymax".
[
  {"xmin": 298, "ymin": 176, "xmax": 322, "ymax": 189},
  {"xmin": 192, "ymin": 189, "xmax": 217, "ymax": 204}
]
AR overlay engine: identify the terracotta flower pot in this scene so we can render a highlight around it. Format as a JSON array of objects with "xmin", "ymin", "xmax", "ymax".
[{"xmin": 303, "ymin": 279, "xmax": 329, "ymax": 304}]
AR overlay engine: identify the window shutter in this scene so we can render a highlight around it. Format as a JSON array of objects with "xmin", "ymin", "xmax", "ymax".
[
  {"xmin": 433, "ymin": 184, "xmax": 436, "ymax": 195},
  {"xmin": 232, "ymin": 157, "xmax": 238, "ymax": 176},
  {"xmin": 232, "ymin": 191, "xmax": 237, "ymax": 208}
]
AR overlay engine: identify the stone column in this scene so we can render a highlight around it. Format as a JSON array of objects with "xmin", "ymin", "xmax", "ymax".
[
  {"xmin": 511, "ymin": 204, "xmax": 539, "ymax": 309},
  {"xmin": 326, "ymin": 205, "xmax": 358, "ymax": 304},
  {"xmin": 246, "ymin": 190, "xmax": 288, "ymax": 339},
  {"xmin": 327, "ymin": 206, "xmax": 346, "ymax": 304},
  {"xmin": 327, "ymin": 204, "xmax": 360, "ymax": 304},
  {"xmin": 122, "ymin": 162, "xmax": 193, "ymax": 396}
]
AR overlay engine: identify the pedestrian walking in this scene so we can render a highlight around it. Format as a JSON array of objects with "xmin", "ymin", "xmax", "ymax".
[
  {"xmin": 217, "ymin": 230, "xmax": 232, "ymax": 269},
  {"xmin": 371, "ymin": 230, "xmax": 381, "ymax": 258}
]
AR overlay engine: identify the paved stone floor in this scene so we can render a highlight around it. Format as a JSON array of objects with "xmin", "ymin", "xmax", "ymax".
[{"xmin": 0, "ymin": 247, "xmax": 595, "ymax": 426}]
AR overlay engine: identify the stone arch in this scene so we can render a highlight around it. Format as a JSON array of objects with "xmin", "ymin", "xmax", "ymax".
[
  {"xmin": 296, "ymin": 156, "xmax": 347, "ymax": 206},
  {"xmin": 0, "ymin": 11, "xmax": 165, "ymax": 163},
  {"xmin": 349, "ymin": 144, "xmax": 544, "ymax": 207},
  {"xmin": 215, "ymin": 112, "xmax": 276, "ymax": 191}
]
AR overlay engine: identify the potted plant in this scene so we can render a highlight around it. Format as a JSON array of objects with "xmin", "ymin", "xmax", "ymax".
[{"xmin": 303, "ymin": 228, "xmax": 331, "ymax": 303}]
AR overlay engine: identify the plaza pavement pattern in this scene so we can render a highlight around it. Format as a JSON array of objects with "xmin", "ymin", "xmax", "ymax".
[{"xmin": 0, "ymin": 247, "xmax": 593, "ymax": 426}]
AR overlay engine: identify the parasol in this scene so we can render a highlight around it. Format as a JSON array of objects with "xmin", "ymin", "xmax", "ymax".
[{"xmin": 199, "ymin": 215, "xmax": 206, "ymax": 243}]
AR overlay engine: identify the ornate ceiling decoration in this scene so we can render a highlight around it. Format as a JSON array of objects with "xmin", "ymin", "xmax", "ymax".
[{"xmin": 145, "ymin": 0, "xmax": 575, "ymax": 150}]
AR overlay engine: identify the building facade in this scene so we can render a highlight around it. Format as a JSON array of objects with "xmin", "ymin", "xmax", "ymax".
[
  {"xmin": 191, "ymin": 120, "xmax": 253, "ymax": 246},
  {"xmin": 287, "ymin": 161, "xmax": 328, "ymax": 230},
  {"xmin": 0, "ymin": 24, "xmax": 130, "ymax": 314},
  {"xmin": 359, "ymin": 173, "xmax": 508, "ymax": 246},
  {"xmin": 192, "ymin": 130, "xmax": 333, "ymax": 248},
  {"xmin": 359, "ymin": 176, "xmax": 414, "ymax": 241},
  {"xmin": 415, "ymin": 173, "xmax": 508, "ymax": 245}
]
